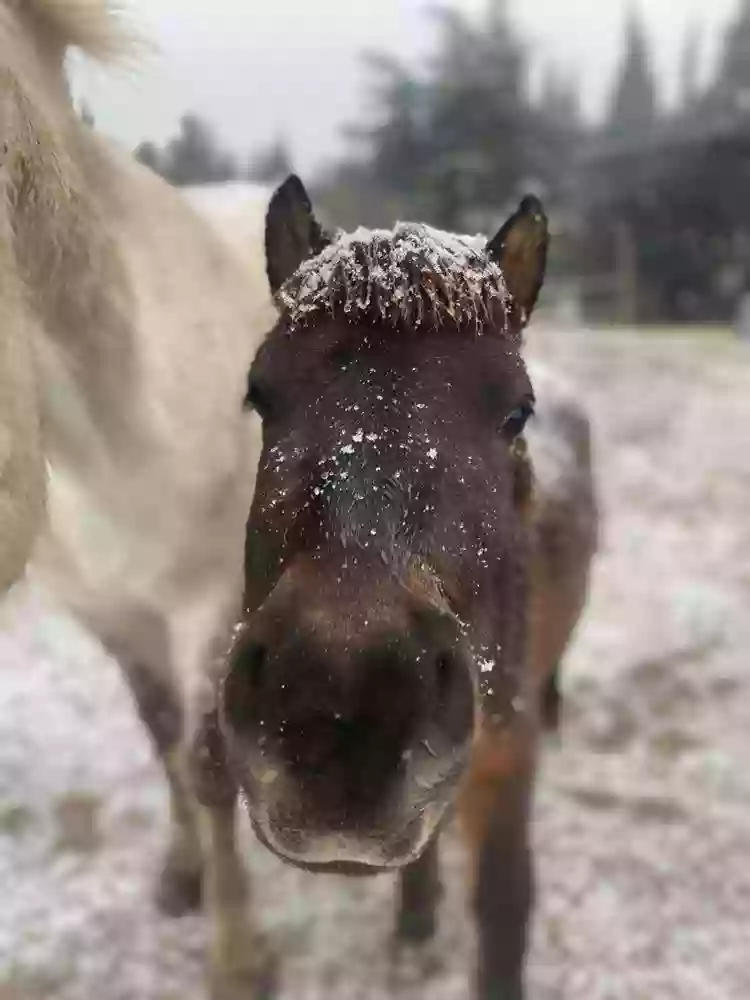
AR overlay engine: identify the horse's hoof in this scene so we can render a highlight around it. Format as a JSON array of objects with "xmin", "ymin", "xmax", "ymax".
[
  {"xmin": 209, "ymin": 945, "xmax": 280, "ymax": 1000},
  {"xmin": 388, "ymin": 936, "xmax": 444, "ymax": 989},
  {"xmin": 394, "ymin": 908, "xmax": 438, "ymax": 946},
  {"xmin": 155, "ymin": 863, "xmax": 203, "ymax": 917},
  {"xmin": 476, "ymin": 970, "xmax": 524, "ymax": 1000}
]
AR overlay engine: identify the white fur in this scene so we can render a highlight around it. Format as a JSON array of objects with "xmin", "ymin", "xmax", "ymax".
[
  {"xmin": 0, "ymin": 1, "xmax": 276, "ymax": 725},
  {"xmin": 33, "ymin": 162, "xmax": 276, "ymax": 718}
]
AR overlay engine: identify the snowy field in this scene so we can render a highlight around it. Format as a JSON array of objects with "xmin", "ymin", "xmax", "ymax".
[{"xmin": 0, "ymin": 326, "xmax": 748, "ymax": 1000}]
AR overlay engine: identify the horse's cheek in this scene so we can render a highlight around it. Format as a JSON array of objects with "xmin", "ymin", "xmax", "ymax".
[{"xmin": 243, "ymin": 528, "xmax": 283, "ymax": 610}]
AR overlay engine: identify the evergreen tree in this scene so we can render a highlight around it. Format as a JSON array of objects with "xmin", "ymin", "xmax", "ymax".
[
  {"xmin": 214, "ymin": 152, "xmax": 239, "ymax": 184},
  {"xmin": 426, "ymin": 0, "xmax": 528, "ymax": 226},
  {"xmin": 344, "ymin": 51, "xmax": 433, "ymax": 207},
  {"xmin": 159, "ymin": 114, "xmax": 238, "ymax": 186},
  {"xmin": 678, "ymin": 22, "xmax": 701, "ymax": 111},
  {"xmin": 164, "ymin": 114, "xmax": 215, "ymax": 185},
  {"xmin": 135, "ymin": 140, "xmax": 163, "ymax": 175},
  {"xmin": 607, "ymin": 9, "xmax": 657, "ymax": 139},
  {"xmin": 134, "ymin": 115, "xmax": 238, "ymax": 186},
  {"xmin": 247, "ymin": 138, "xmax": 295, "ymax": 185},
  {"xmin": 532, "ymin": 64, "xmax": 581, "ymax": 203},
  {"xmin": 345, "ymin": 0, "xmax": 531, "ymax": 230},
  {"xmin": 538, "ymin": 65, "xmax": 579, "ymax": 125},
  {"xmin": 714, "ymin": 0, "xmax": 750, "ymax": 104}
]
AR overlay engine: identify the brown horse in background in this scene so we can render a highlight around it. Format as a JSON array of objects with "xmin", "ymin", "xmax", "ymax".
[{"xmin": 196, "ymin": 176, "xmax": 598, "ymax": 999}]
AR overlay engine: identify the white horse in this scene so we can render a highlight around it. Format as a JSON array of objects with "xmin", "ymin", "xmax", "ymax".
[{"xmin": 1, "ymin": 3, "xmax": 278, "ymax": 996}]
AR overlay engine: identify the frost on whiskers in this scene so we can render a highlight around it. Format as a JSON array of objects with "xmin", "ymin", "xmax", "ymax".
[{"xmin": 276, "ymin": 222, "xmax": 511, "ymax": 335}]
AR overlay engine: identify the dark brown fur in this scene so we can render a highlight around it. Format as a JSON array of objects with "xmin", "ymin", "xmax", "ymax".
[{"xmin": 194, "ymin": 176, "xmax": 596, "ymax": 999}]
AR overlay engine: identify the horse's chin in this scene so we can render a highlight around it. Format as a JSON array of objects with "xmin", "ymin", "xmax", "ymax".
[
  {"xmin": 249, "ymin": 817, "xmax": 412, "ymax": 874},
  {"xmin": 245, "ymin": 801, "xmax": 438, "ymax": 875}
]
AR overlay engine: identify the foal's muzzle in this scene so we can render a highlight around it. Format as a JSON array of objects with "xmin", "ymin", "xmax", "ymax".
[{"xmin": 219, "ymin": 564, "xmax": 475, "ymax": 870}]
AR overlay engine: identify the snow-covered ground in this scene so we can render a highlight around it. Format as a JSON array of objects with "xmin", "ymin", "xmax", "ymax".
[{"xmin": 0, "ymin": 326, "xmax": 747, "ymax": 1000}]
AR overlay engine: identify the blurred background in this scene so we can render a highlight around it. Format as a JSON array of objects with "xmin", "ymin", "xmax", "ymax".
[
  {"xmin": 74, "ymin": 0, "xmax": 750, "ymax": 331},
  {"xmin": 1, "ymin": 2, "xmax": 748, "ymax": 1000}
]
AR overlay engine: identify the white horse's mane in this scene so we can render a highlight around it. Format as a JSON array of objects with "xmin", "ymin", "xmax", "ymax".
[{"xmin": 18, "ymin": 0, "xmax": 137, "ymax": 59}]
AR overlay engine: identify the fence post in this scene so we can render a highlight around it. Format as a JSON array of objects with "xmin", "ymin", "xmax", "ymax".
[{"xmin": 614, "ymin": 219, "xmax": 637, "ymax": 325}]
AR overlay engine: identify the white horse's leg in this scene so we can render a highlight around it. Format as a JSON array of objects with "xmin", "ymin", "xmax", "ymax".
[
  {"xmin": 121, "ymin": 660, "xmax": 205, "ymax": 915},
  {"xmin": 178, "ymin": 600, "xmax": 278, "ymax": 998},
  {"xmin": 199, "ymin": 800, "xmax": 278, "ymax": 1000},
  {"xmin": 98, "ymin": 606, "xmax": 205, "ymax": 915},
  {"xmin": 127, "ymin": 656, "xmax": 279, "ymax": 998}
]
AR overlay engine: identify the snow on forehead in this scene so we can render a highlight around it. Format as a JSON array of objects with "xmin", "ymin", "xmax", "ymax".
[
  {"xmin": 277, "ymin": 221, "xmax": 510, "ymax": 333},
  {"xmin": 339, "ymin": 222, "xmax": 489, "ymax": 263}
]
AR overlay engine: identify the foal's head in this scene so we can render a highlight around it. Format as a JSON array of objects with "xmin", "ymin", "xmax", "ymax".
[{"xmin": 222, "ymin": 176, "xmax": 548, "ymax": 872}]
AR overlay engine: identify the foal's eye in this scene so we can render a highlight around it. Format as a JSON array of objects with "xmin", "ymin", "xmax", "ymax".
[
  {"xmin": 502, "ymin": 398, "xmax": 534, "ymax": 439},
  {"xmin": 243, "ymin": 375, "xmax": 273, "ymax": 419}
]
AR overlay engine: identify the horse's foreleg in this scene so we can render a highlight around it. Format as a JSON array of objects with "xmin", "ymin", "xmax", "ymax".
[
  {"xmin": 192, "ymin": 710, "xmax": 278, "ymax": 1000},
  {"xmin": 394, "ymin": 836, "xmax": 442, "ymax": 944},
  {"xmin": 388, "ymin": 835, "xmax": 444, "ymax": 986},
  {"xmin": 540, "ymin": 661, "xmax": 562, "ymax": 731},
  {"xmin": 120, "ymin": 661, "xmax": 204, "ymax": 915},
  {"xmin": 458, "ymin": 723, "xmax": 537, "ymax": 1000}
]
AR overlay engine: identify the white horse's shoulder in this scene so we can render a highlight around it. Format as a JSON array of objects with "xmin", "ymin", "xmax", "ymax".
[{"xmin": 29, "ymin": 154, "xmax": 271, "ymax": 631}]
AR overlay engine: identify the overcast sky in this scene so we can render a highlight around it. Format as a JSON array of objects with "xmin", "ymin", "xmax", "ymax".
[{"xmin": 70, "ymin": 0, "xmax": 740, "ymax": 176}]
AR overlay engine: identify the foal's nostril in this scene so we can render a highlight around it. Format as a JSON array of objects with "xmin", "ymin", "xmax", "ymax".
[
  {"xmin": 433, "ymin": 648, "xmax": 465, "ymax": 705},
  {"xmin": 435, "ymin": 652, "xmax": 453, "ymax": 705}
]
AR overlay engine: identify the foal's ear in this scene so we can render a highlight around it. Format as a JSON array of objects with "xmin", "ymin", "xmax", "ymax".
[
  {"xmin": 265, "ymin": 174, "xmax": 331, "ymax": 294},
  {"xmin": 486, "ymin": 195, "xmax": 549, "ymax": 326}
]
